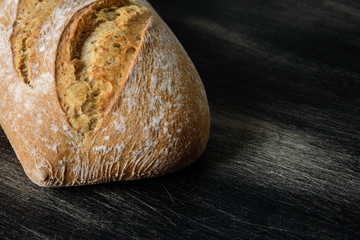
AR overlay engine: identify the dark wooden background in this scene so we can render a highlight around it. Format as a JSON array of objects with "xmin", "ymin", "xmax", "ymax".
[{"xmin": 1, "ymin": 0, "xmax": 360, "ymax": 239}]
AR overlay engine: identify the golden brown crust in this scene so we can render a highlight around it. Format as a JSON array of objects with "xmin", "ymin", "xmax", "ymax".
[
  {"xmin": 11, "ymin": 0, "xmax": 63, "ymax": 86},
  {"xmin": 0, "ymin": 0, "xmax": 210, "ymax": 187},
  {"xmin": 56, "ymin": 0, "xmax": 152, "ymax": 135}
]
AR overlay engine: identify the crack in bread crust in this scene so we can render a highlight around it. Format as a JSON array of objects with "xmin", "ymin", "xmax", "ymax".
[
  {"xmin": 56, "ymin": 0, "xmax": 151, "ymax": 137},
  {"xmin": 11, "ymin": 0, "xmax": 63, "ymax": 87}
]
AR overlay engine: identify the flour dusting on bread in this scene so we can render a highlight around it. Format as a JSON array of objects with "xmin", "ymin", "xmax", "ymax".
[{"xmin": 0, "ymin": 0, "xmax": 210, "ymax": 187}]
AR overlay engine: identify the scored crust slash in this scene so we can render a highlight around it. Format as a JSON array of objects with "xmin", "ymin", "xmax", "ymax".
[{"xmin": 0, "ymin": 0, "xmax": 210, "ymax": 187}]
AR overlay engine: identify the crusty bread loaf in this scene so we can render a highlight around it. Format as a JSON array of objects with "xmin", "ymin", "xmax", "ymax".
[{"xmin": 0, "ymin": 0, "xmax": 210, "ymax": 187}]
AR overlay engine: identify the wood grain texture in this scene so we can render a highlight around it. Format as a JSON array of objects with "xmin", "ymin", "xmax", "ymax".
[{"xmin": 1, "ymin": 0, "xmax": 359, "ymax": 239}]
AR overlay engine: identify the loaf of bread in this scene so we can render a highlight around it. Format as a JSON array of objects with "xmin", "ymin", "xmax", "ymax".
[{"xmin": 0, "ymin": 0, "xmax": 210, "ymax": 187}]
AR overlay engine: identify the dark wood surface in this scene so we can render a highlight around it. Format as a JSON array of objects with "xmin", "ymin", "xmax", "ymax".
[{"xmin": 1, "ymin": 0, "xmax": 360, "ymax": 239}]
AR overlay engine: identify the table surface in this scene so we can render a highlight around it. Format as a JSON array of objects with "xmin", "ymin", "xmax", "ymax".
[{"xmin": 1, "ymin": 0, "xmax": 360, "ymax": 239}]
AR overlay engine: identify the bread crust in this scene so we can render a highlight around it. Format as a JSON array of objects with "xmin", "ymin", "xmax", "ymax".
[{"xmin": 0, "ymin": 0, "xmax": 210, "ymax": 187}]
